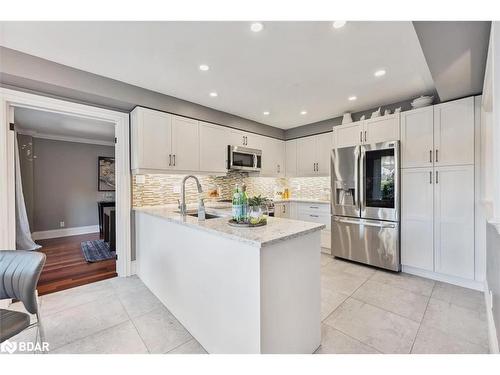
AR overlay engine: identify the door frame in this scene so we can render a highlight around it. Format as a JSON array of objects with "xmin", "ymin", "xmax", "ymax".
[{"xmin": 0, "ymin": 87, "xmax": 132, "ymax": 277}]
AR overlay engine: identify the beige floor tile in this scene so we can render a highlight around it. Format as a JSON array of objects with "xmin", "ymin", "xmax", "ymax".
[
  {"xmin": 321, "ymin": 268, "xmax": 368, "ymax": 295},
  {"xmin": 411, "ymin": 323, "xmax": 489, "ymax": 354},
  {"xmin": 431, "ymin": 282, "xmax": 486, "ymax": 312},
  {"xmin": 133, "ymin": 306, "xmax": 193, "ymax": 353},
  {"xmin": 422, "ymin": 298, "xmax": 488, "ymax": 347},
  {"xmin": 324, "ymin": 298, "xmax": 419, "ymax": 354},
  {"xmin": 370, "ymin": 271, "xmax": 435, "ymax": 296},
  {"xmin": 110, "ymin": 275, "xmax": 148, "ymax": 294},
  {"xmin": 41, "ymin": 279, "xmax": 115, "ymax": 316},
  {"xmin": 334, "ymin": 259, "xmax": 377, "ymax": 279},
  {"xmin": 52, "ymin": 321, "xmax": 149, "ymax": 354},
  {"xmin": 321, "ymin": 287, "xmax": 349, "ymax": 321},
  {"xmin": 168, "ymin": 338, "xmax": 208, "ymax": 354},
  {"xmin": 316, "ymin": 324, "xmax": 380, "ymax": 354},
  {"xmin": 352, "ymin": 280, "xmax": 429, "ymax": 322},
  {"xmin": 43, "ymin": 297, "xmax": 129, "ymax": 350},
  {"xmin": 321, "ymin": 253, "xmax": 334, "ymax": 266}
]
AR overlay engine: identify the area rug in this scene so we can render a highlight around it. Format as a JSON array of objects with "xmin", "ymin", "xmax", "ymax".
[{"xmin": 81, "ymin": 240, "xmax": 115, "ymax": 263}]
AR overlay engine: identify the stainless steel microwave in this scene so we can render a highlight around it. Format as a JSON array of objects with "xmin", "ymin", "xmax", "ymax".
[{"xmin": 227, "ymin": 145, "xmax": 262, "ymax": 172}]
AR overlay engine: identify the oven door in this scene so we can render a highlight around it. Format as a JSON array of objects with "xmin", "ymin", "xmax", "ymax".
[
  {"xmin": 360, "ymin": 141, "xmax": 399, "ymax": 221},
  {"xmin": 228, "ymin": 146, "xmax": 262, "ymax": 171}
]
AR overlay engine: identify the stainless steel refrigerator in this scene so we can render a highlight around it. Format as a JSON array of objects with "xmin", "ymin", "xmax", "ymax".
[{"xmin": 331, "ymin": 141, "xmax": 400, "ymax": 271}]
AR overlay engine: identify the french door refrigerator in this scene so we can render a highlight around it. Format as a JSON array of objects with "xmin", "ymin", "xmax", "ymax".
[{"xmin": 331, "ymin": 141, "xmax": 400, "ymax": 271}]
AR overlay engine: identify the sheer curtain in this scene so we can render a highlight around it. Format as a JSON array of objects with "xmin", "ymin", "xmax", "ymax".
[{"xmin": 15, "ymin": 134, "xmax": 41, "ymax": 250}]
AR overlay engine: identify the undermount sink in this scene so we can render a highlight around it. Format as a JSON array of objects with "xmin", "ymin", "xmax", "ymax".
[{"xmin": 187, "ymin": 212, "xmax": 221, "ymax": 220}]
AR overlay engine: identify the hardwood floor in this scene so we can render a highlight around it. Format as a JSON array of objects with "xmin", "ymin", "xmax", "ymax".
[{"xmin": 36, "ymin": 233, "xmax": 117, "ymax": 296}]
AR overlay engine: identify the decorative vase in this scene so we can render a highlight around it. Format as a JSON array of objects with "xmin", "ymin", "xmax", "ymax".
[{"xmin": 248, "ymin": 205, "xmax": 264, "ymax": 225}]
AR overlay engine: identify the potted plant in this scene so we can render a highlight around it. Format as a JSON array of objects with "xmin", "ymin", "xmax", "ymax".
[{"xmin": 247, "ymin": 195, "xmax": 267, "ymax": 226}]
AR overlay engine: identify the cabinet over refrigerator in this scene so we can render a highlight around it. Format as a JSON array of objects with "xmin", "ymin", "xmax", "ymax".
[{"xmin": 331, "ymin": 141, "xmax": 400, "ymax": 271}]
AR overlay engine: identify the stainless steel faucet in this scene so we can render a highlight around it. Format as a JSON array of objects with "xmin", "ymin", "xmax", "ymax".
[{"xmin": 179, "ymin": 175, "xmax": 205, "ymax": 220}]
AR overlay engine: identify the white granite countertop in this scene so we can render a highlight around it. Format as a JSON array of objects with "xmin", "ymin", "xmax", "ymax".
[
  {"xmin": 273, "ymin": 198, "xmax": 330, "ymax": 204},
  {"xmin": 134, "ymin": 205, "xmax": 325, "ymax": 248}
]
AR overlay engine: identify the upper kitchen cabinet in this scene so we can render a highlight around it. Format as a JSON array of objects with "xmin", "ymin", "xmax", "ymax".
[
  {"xmin": 131, "ymin": 107, "xmax": 200, "ymax": 174},
  {"xmin": 333, "ymin": 114, "xmax": 400, "ymax": 148},
  {"xmin": 297, "ymin": 133, "xmax": 332, "ymax": 176},
  {"xmin": 400, "ymin": 106, "xmax": 434, "ymax": 168},
  {"xmin": 285, "ymin": 140, "xmax": 297, "ymax": 177},
  {"xmin": 260, "ymin": 136, "xmax": 285, "ymax": 177},
  {"xmin": 333, "ymin": 121, "xmax": 363, "ymax": 148},
  {"xmin": 365, "ymin": 113, "xmax": 400, "ymax": 144},
  {"xmin": 229, "ymin": 129, "xmax": 261, "ymax": 149},
  {"xmin": 401, "ymin": 97, "xmax": 475, "ymax": 168},
  {"xmin": 199, "ymin": 121, "xmax": 230, "ymax": 174},
  {"xmin": 171, "ymin": 115, "xmax": 200, "ymax": 171},
  {"xmin": 131, "ymin": 107, "xmax": 172, "ymax": 172},
  {"xmin": 433, "ymin": 97, "xmax": 475, "ymax": 167}
]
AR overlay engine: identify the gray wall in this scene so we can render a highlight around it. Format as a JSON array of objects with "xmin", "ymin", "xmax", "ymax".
[
  {"xmin": 487, "ymin": 222, "xmax": 500, "ymax": 345},
  {"xmin": 0, "ymin": 46, "xmax": 284, "ymax": 140},
  {"xmin": 27, "ymin": 138, "xmax": 115, "ymax": 231}
]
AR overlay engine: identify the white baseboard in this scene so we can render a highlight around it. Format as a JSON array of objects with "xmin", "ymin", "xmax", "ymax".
[
  {"xmin": 32, "ymin": 225, "xmax": 99, "ymax": 240},
  {"xmin": 402, "ymin": 265, "xmax": 484, "ymax": 291},
  {"xmin": 484, "ymin": 280, "xmax": 500, "ymax": 354}
]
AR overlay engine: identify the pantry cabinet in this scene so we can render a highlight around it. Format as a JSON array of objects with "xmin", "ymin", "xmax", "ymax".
[
  {"xmin": 400, "ymin": 97, "xmax": 476, "ymax": 283},
  {"xmin": 333, "ymin": 114, "xmax": 400, "ymax": 148},
  {"xmin": 296, "ymin": 133, "xmax": 332, "ymax": 176}
]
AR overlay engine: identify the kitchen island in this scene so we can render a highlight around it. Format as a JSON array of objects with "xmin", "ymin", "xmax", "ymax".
[{"xmin": 134, "ymin": 205, "xmax": 324, "ymax": 354}]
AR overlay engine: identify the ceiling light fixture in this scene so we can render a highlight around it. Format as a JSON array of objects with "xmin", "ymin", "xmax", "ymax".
[
  {"xmin": 250, "ymin": 22, "xmax": 264, "ymax": 32},
  {"xmin": 263, "ymin": 111, "xmax": 270, "ymax": 115},
  {"xmin": 300, "ymin": 110, "xmax": 308, "ymax": 115},
  {"xmin": 348, "ymin": 96, "xmax": 357, "ymax": 101},
  {"xmin": 209, "ymin": 92, "xmax": 218, "ymax": 97},
  {"xmin": 374, "ymin": 69, "xmax": 386, "ymax": 77},
  {"xmin": 199, "ymin": 64, "xmax": 210, "ymax": 71},
  {"xmin": 332, "ymin": 21, "xmax": 347, "ymax": 29}
]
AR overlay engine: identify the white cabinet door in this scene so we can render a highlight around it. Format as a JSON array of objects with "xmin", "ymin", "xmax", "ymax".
[
  {"xmin": 229, "ymin": 130, "xmax": 247, "ymax": 147},
  {"xmin": 131, "ymin": 107, "xmax": 172, "ymax": 171},
  {"xmin": 260, "ymin": 137, "xmax": 284, "ymax": 177},
  {"xmin": 333, "ymin": 122, "xmax": 363, "ymax": 148},
  {"xmin": 434, "ymin": 165, "xmax": 474, "ymax": 279},
  {"xmin": 171, "ymin": 115, "xmax": 200, "ymax": 171},
  {"xmin": 274, "ymin": 203, "xmax": 289, "ymax": 218},
  {"xmin": 315, "ymin": 132, "xmax": 333, "ymax": 176},
  {"xmin": 400, "ymin": 107, "xmax": 434, "ymax": 168},
  {"xmin": 401, "ymin": 168, "xmax": 434, "ymax": 271},
  {"xmin": 285, "ymin": 140, "xmax": 297, "ymax": 177},
  {"xmin": 199, "ymin": 121, "xmax": 229, "ymax": 173},
  {"xmin": 434, "ymin": 97, "xmax": 474, "ymax": 167},
  {"xmin": 296, "ymin": 136, "xmax": 317, "ymax": 176},
  {"xmin": 365, "ymin": 114, "xmax": 400, "ymax": 143}
]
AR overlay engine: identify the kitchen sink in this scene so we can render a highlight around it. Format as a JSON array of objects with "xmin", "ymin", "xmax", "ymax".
[{"xmin": 187, "ymin": 212, "xmax": 221, "ymax": 219}]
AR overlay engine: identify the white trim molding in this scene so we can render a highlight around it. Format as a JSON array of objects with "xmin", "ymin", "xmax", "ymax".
[
  {"xmin": 485, "ymin": 280, "xmax": 500, "ymax": 353},
  {"xmin": 0, "ymin": 87, "xmax": 132, "ymax": 277},
  {"xmin": 402, "ymin": 265, "xmax": 485, "ymax": 291},
  {"xmin": 31, "ymin": 225, "xmax": 100, "ymax": 240},
  {"xmin": 16, "ymin": 129, "xmax": 115, "ymax": 146}
]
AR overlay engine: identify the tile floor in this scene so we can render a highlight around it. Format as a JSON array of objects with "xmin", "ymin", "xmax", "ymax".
[{"xmin": 6, "ymin": 252, "xmax": 490, "ymax": 354}]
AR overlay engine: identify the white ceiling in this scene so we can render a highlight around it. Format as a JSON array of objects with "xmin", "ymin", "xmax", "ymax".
[
  {"xmin": 15, "ymin": 107, "xmax": 115, "ymax": 143},
  {"xmin": 1, "ymin": 21, "xmax": 435, "ymax": 129}
]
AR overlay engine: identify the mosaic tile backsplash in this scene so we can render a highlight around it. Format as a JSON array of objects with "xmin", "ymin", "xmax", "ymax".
[{"xmin": 132, "ymin": 172, "xmax": 330, "ymax": 207}]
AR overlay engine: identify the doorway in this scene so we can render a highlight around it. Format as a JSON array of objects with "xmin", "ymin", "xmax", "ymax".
[{"xmin": 0, "ymin": 88, "xmax": 131, "ymax": 282}]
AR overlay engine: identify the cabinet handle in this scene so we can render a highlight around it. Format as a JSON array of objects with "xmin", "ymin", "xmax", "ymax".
[
  {"xmin": 435, "ymin": 149, "xmax": 439, "ymax": 163},
  {"xmin": 429, "ymin": 150, "xmax": 432, "ymax": 163},
  {"xmin": 316, "ymin": 162, "xmax": 318, "ymax": 172},
  {"xmin": 309, "ymin": 206, "xmax": 319, "ymax": 209},
  {"xmin": 429, "ymin": 171, "xmax": 432, "ymax": 184},
  {"xmin": 277, "ymin": 164, "xmax": 280, "ymax": 173},
  {"xmin": 283, "ymin": 205, "xmax": 286, "ymax": 214},
  {"xmin": 435, "ymin": 171, "xmax": 439, "ymax": 184},
  {"xmin": 173, "ymin": 154, "xmax": 176, "ymax": 166},
  {"xmin": 310, "ymin": 214, "xmax": 319, "ymax": 218},
  {"xmin": 169, "ymin": 154, "xmax": 172, "ymax": 166},
  {"xmin": 360, "ymin": 131, "xmax": 363, "ymax": 143},
  {"xmin": 364, "ymin": 131, "xmax": 367, "ymax": 143}
]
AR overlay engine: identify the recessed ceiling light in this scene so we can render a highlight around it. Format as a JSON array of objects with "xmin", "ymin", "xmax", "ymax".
[
  {"xmin": 300, "ymin": 110, "xmax": 308, "ymax": 115},
  {"xmin": 199, "ymin": 64, "xmax": 209, "ymax": 71},
  {"xmin": 374, "ymin": 69, "xmax": 386, "ymax": 77},
  {"xmin": 348, "ymin": 95, "xmax": 357, "ymax": 101},
  {"xmin": 209, "ymin": 92, "xmax": 218, "ymax": 97},
  {"xmin": 263, "ymin": 111, "xmax": 270, "ymax": 116},
  {"xmin": 332, "ymin": 21, "xmax": 347, "ymax": 29},
  {"xmin": 250, "ymin": 22, "xmax": 264, "ymax": 32}
]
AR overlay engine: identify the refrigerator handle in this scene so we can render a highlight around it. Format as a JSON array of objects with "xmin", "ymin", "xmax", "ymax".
[{"xmin": 358, "ymin": 145, "xmax": 365, "ymax": 217}]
